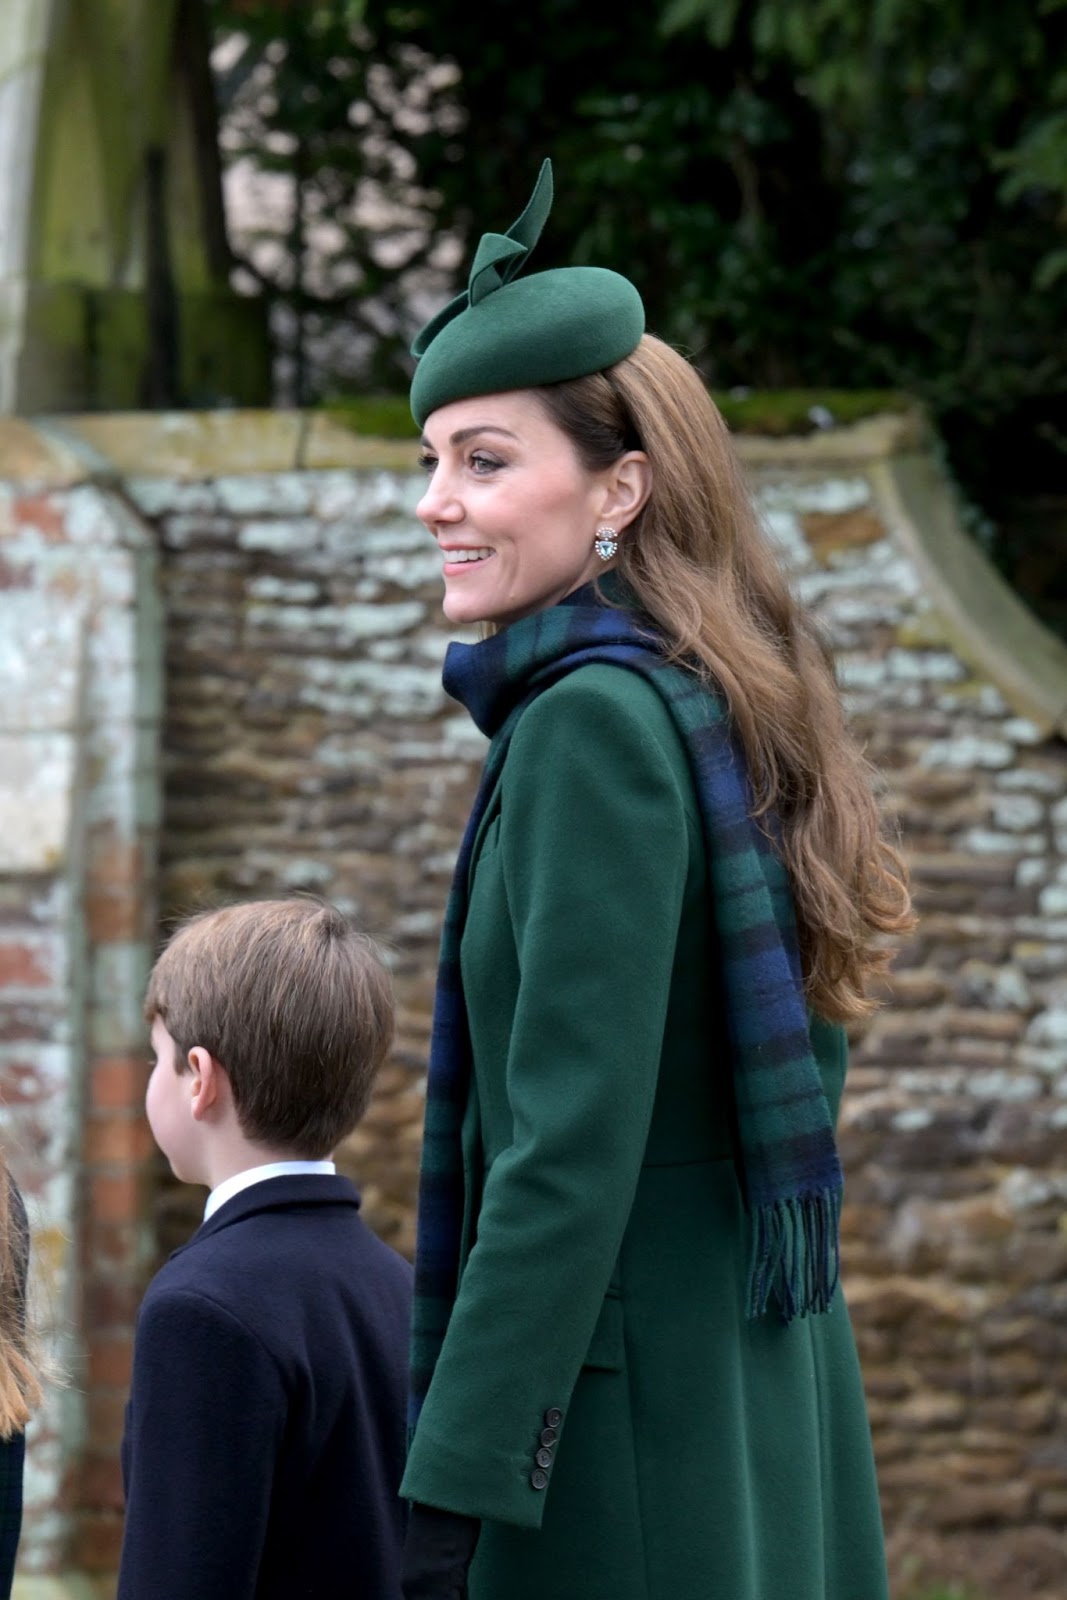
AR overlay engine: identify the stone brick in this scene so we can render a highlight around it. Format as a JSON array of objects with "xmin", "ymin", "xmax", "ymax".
[
  {"xmin": 90, "ymin": 1056, "xmax": 149, "ymax": 1113},
  {"xmin": 90, "ymin": 1171, "xmax": 145, "ymax": 1224},
  {"xmin": 926, "ymin": 1479, "xmax": 1035, "ymax": 1528},
  {"xmin": 79, "ymin": 1453, "xmax": 125, "ymax": 1513},
  {"xmin": 12, "ymin": 494, "xmax": 68, "ymax": 543},
  {"xmin": 86, "ymin": 1390, "xmax": 129, "ymax": 1451},
  {"xmin": 84, "ymin": 1114, "xmax": 153, "ymax": 1167},
  {"xmin": 1036, "ymin": 1488, "xmax": 1067, "ymax": 1519},
  {"xmin": 85, "ymin": 884, "xmax": 146, "ymax": 942},
  {"xmin": 883, "ymin": 971, "xmax": 950, "ymax": 1006},
  {"xmin": 69, "ymin": 1510, "xmax": 125, "ymax": 1574},
  {"xmin": 0, "ymin": 941, "xmax": 51, "ymax": 986},
  {"xmin": 84, "ymin": 1278, "xmax": 145, "ymax": 1332},
  {"xmin": 86, "ymin": 1335, "xmax": 134, "ymax": 1389},
  {"xmin": 0, "ymin": 553, "xmax": 33, "ymax": 589},
  {"xmin": 85, "ymin": 1220, "xmax": 141, "ymax": 1272}
]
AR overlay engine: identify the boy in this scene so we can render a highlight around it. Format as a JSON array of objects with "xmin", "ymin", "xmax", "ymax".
[{"xmin": 119, "ymin": 898, "xmax": 413, "ymax": 1600}]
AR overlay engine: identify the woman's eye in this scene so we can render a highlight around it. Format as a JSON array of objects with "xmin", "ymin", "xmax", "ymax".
[
  {"xmin": 417, "ymin": 453, "xmax": 438, "ymax": 474},
  {"xmin": 470, "ymin": 453, "xmax": 502, "ymax": 474}
]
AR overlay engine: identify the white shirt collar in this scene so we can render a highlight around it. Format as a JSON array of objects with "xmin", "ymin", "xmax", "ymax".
[{"xmin": 204, "ymin": 1159, "xmax": 337, "ymax": 1221}]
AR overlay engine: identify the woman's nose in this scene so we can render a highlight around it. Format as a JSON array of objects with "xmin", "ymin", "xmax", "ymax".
[{"xmin": 417, "ymin": 472, "xmax": 461, "ymax": 530}]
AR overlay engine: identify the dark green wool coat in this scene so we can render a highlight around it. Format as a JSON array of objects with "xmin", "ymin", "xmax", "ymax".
[{"xmin": 400, "ymin": 664, "xmax": 889, "ymax": 1600}]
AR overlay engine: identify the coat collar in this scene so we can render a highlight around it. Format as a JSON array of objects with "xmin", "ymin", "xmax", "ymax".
[{"xmin": 171, "ymin": 1173, "xmax": 362, "ymax": 1258}]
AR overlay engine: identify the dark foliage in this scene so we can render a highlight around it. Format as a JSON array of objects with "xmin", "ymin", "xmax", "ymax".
[{"xmin": 207, "ymin": 0, "xmax": 1067, "ymax": 631}]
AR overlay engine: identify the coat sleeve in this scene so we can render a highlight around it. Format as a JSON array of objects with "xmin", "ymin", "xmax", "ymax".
[
  {"xmin": 119, "ymin": 1287, "xmax": 286, "ymax": 1600},
  {"xmin": 0, "ymin": 1435, "xmax": 24, "ymax": 1594},
  {"xmin": 401, "ymin": 669, "xmax": 693, "ymax": 1528}
]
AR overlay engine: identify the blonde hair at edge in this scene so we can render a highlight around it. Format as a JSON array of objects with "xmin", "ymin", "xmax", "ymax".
[
  {"xmin": 529, "ymin": 333, "xmax": 915, "ymax": 1024},
  {"xmin": 0, "ymin": 1155, "xmax": 42, "ymax": 1438}
]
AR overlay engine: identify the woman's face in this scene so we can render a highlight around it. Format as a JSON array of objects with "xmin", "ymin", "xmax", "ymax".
[{"xmin": 416, "ymin": 391, "xmax": 616, "ymax": 628}]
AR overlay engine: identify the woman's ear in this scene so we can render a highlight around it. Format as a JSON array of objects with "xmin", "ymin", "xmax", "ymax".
[{"xmin": 599, "ymin": 451, "xmax": 652, "ymax": 533}]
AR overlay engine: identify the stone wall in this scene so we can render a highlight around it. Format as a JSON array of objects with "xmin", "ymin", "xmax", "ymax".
[
  {"xmin": 1, "ymin": 408, "xmax": 1066, "ymax": 1598},
  {"xmin": 130, "ymin": 455, "xmax": 482, "ymax": 1263},
  {"xmin": 757, "ymin": 461, "xmax": 1067, "ymax": 1599}
]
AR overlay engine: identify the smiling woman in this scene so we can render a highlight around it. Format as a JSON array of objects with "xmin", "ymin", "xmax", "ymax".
[
  {"xmin": 416, "ymin": 398, "xmax": 649, "ymax": 628},
  {"xmin": 400, "ymin": 161, "xmax": 914, "ymax": 1600}
]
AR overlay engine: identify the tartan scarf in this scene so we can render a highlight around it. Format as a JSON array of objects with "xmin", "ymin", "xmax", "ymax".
[{"xmin": 409, "ymin": 579, "xmax": 843, "ymax": 1428}]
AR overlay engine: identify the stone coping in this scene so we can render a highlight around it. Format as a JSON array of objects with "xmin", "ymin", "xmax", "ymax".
[
  {"xmin": 871, "ymin": 453, "xmax": 1067, "ymax": 738},
  {"xmin": 0, "ymin": 407, "xmax": 925, "ymax": 484},
  {"xmin": 0, "ymin": 412, "xmax": 422, "ymax": 482},
  {"xmin": 1, "ymin": 406, "xmax": 1063, "ymax": 738}
]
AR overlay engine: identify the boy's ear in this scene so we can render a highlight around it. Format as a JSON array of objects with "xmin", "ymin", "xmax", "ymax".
[{"xmin": 187, "ymin": 1047, "xmax": 228, "ymax": 1121}]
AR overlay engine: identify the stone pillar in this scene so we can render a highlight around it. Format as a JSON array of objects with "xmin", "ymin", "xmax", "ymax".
[
  {"xmin": 0, "ymin": 0, "xmax": 268, "ymax": 414},
  {"xmin": 0, "ymin": 421, "xmax": 162, "ymax": 1582}
]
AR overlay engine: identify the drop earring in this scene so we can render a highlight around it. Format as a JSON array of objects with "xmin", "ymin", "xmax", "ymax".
[{"xmin": 594, "ymin": 526, "xmax": 618, "ymax": 562}]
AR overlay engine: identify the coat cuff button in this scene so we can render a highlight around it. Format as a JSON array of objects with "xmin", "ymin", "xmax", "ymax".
[
  {"xmin": 530, "ymin": 1468, "xmax": 549, "ymax": 1490},
  {"xmin": 543, "ymin": 1406, "xmax": 563, "ymax": 1428}
]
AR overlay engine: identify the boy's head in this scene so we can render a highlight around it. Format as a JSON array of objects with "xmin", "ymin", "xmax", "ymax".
[{"xmin": 143, "ymin": 898, "xmax": 394, "ymax": 1180}]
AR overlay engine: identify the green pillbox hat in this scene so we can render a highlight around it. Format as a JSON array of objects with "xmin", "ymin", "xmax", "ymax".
[{"xmin": 409, "ymin": 160, "xmax": 645, "ymax": 428}]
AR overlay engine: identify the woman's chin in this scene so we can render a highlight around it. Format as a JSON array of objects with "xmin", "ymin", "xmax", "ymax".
[{"xmin": 442, "ymin": 590, "xmax": 491, "ymax": 628}]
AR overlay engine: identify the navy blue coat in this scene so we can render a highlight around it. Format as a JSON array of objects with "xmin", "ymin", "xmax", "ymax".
[{"xmin": 119, "ymin": 1175, "xmax": 413, "ymax": 1600}]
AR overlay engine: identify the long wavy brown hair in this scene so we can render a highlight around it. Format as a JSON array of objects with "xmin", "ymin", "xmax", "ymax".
[
  {"xmin": 535, "ymin": 334, "xmax": 915, "ymax": 1023},
  {"xmin": 0, "ymin": 1155, "xmax": 42, "ymax": 1437}
]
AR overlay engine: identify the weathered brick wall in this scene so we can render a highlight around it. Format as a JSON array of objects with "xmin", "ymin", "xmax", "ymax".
[
  {"xmin": 0, "ymin": 426, "xmax": 162, "ymax": 1585},
  {"xmin": 2, "ymin": 410, "xmax": 1066, "ymax": 1599},
  {"xmin": 0, "ymin": 584, "xmax": 87, "ymax": 1576}
]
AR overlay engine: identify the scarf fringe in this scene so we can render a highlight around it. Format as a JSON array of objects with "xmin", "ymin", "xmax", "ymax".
[{"xmin": 747, "ymin": 1190, "xmax": 842, "ymax": 1322}]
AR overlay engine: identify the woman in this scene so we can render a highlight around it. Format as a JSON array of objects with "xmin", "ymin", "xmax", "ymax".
[
  {"xmin": 0, "ymin": 1157, "xmax": 40, "ymax": 1597},
  {"xmin": 401, "ymin": 161, "xmax": 913, "ymax": 1600}
]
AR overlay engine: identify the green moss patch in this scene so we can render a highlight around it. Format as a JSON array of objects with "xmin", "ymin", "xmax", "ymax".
[
  {"xmin": 711, "ymin": 388, "xmax": 915, "ymax": 435},
  {"xmin": 321, "ymin": 395, "xmax": 420, "ymax": 440},
  {"xmin": 320, "ymin": 388, "xmax": 916, "ymax": 441}
]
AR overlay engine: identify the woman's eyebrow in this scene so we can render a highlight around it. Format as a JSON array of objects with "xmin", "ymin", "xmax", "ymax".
[
  {"xmin": 419, "ymin": 424, "xmax": 520, "ymax": 452},
  {"xmin": 419, "ymin": 425, "xmax": 520, "ymax": 449}
]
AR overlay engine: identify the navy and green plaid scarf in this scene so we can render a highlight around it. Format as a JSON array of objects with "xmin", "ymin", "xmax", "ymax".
[{"xmin": 409, "ymin": 580, "xmax": 843, "ymax": 1428}]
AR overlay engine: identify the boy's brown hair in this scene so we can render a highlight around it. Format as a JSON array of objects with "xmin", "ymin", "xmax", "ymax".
[{"xmin": 144, "ymin": 898, "xmax": 394, "ymax": 1158}]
